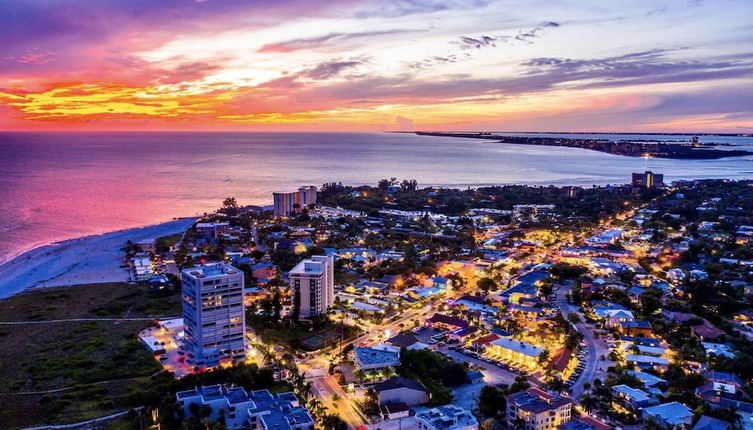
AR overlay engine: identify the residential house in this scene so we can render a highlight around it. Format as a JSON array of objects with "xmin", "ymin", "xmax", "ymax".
[
  {"xmin": 620, "ymin": 320, "xmax": 653, "ymax": 337},
  {"xmin": 612, "ymin": 384, "xmax": 656, "ymax": 413},
  {"xmin": 374, "ymin": 376, "xmax": 428, "ymax": 406},
  {"xmin": 642, "ymin": 402, "xmax": 693, "ymax": 429},
  {"xmin": 354, "ymin": 347, "xmax": 400, "ymax": 380},
  {"xmin": 487, "ymin": 338, "xmax": 544, "ymax": 370},
  {"xmin": 176, "ymin": 385, "xmax": 313, "ymax": 430},
  {"xmin": 415, "ymin": 405, "xmax": 479, "ymax": 430},
  {"xmin": 506, "ymin": 388, "xmax": 573, "ymax": 430},
  {"xmin": 692, "ymin": 416, "xmax": 730, "ymax": 430}
]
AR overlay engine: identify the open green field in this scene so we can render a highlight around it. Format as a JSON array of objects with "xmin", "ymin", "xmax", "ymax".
[{"xmin": 0, "ymin": 282, "xmax": 182, "ymax": 429}]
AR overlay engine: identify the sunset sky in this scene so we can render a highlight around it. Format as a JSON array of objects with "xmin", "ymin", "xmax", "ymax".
[{"xmin": 1, "ymin": 0, "xmax": 752, "ymax": 132}]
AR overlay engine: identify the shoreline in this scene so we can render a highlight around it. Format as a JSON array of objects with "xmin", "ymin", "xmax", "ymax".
[
  {"xmin": 0, "ymin": 216, "xmax": 198, "ymax": 267},
  {"xmin": 0, "ymin": 217, "xmax": 197, "ymax": 300}
]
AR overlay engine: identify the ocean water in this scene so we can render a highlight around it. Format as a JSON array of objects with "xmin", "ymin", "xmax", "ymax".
[{"xmin": 1, "ymin": 131, "xmax": 752, "ymax": 264}]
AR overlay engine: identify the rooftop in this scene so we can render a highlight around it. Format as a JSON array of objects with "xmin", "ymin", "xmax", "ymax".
[
  {"xmin": 415, "ymin": 405, "xmax": 479, "ymax": 430},
  {"xmin": 386, "ymin": 333, "xmax": 421, "ymax": 349},
  {"xmin": 427, "ymin": 313, "xmax": 469, "ymax": 328},
  {"xmin": 558, "ymin": 417, "xmax": 612, "ymax": 430},
  {"xmin": 692, "ymin": 415, "xmax": 730, "ymax": 430},
  {"xmin": 374, "ymin": 376, "xmax": 426, "ymax": 393},
  {"xmin": 182, "ymin": 263, "xmax": 240, "ymax": 279},
  {"xmin": 643, "ymin": 402, "xmax": 693, "ymax": 425},
  {"xmin": 627, "ymin": 370, "xmax": 666, "ymax": 387},
  {"xmin": 490, "ymin": 337, "xmax": 544, "ymax": 357},
  {"xmin": 354, "ymin": 347, "xmax": 400, "ymax": 367},
  {"xmin": 507, "ymin": 388, "xmax": 573, "ymax": 414},
  {"xmin": 289, "ymin": 258, "xmax": 327, "ymax": 275},
  {"xmin": 612, "ymin": 384, "xmax": 652, "ymax": 403}
]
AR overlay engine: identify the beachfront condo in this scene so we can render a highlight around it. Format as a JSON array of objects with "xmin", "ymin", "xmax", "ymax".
[
  {"xmin": 288, "ymin": 255, "xmax": 334, "ymax": 320},
  {"xmin": 273, "ymin": 185, "xmax": 317, "ymax": 217},
  {"xmin": 181, "ymin": 263, "xmax": 246, "ymax": 369}
]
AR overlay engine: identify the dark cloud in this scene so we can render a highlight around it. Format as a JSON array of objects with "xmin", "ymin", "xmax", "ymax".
[
  {"xmin": 258, "ymin": 29, "xmax": 418, "ymax": 53},
  {"xmin": 271, "ymin": 49, "xmax": 753, "ymax": 108},
  {"xmin": 456, "ymin": 21, "xmax": 559, "ymax": 50},
  {"xmin": 301, "ymin": 60, "xmax": 366, "ymax": 80},
  {"xmin": 522, "ymin": 49, "xmax": 753, "ymax": 90},
  {"xmin": 405, "ymin": 54, "xmax": 470, "ymax": 70}
]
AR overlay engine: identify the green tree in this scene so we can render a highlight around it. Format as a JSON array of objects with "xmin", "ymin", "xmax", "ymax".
[
  {"xmin": 480, "ymin": 418, "xmax": 502, "ymax": 430},
  {"xmin": 477, "ymin": 277, "xmax": 497, "ymax": 293},
  {"xmin": 478, "ymin": 385, "xmax": 506, "ymax": 417},
  {"xmin": 321, "ymin": 414, "xmax": 348, "ymax": 430}
]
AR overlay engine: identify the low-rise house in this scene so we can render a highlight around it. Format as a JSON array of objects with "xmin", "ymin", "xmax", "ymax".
[
  {"xmin": 691, "ymin": 321, "xmax": 725, "ymax": 341},
  {"xmin": 386, "ymin": 333, "xmax": 427, "ymax": 350},
  {"xmin": 612, "ymin": 384, "xmax": 656, "ymax": 412},
  {"xmin": 176, "ymin": 385, "xmax": 313, "ymax": 430},
  {"xmin": 603, "ymin": 309, "xmax": 635, "ymax": 328},
  {"xmin": 426, "ymin": 313, "xmax": 469, "ymax": 331},
  {"xmin": 455, "ymin": 295, "xmax": 498, "ymax": 314},
  {"xmin": 415, "ymin": 404, "xmax": 478, "ymax": 430},
  {"xmin": 696, "ymin": 370, "xmax": 745, "ymax": 399},
  {"xmin": 625, "ymin": 354, "xmax": 670, "ymax": 371},
  {"xmin": 620, "ymin": 320, "xmax": 653, "ymax": 337},
  {"xmin": 374, "ymin": 376, "xmax": 428, "ymax": 406},
  {"xmin": 692, "ymin": 416, "xmax": 729, "ymax": 430},
  {"xmin": 380, "ymin": 402, "xmax": 410, "ymax": 420},
  {"xmin": 558, "ymin": 417, "xmax": 612, "ymax": 430},
  {"xmin": 251, "ymin": 263, "xmax": 277, "ymax": 281},
  {"xmin": 487, "ymin": 338, "xmax": 544, "ymax": 370},
  {"xmin": 506, "ymin": 388, "xmax": 573, "ymax": 430},
  {"xmin": 642, "ymin": 402, "xmax": 693, "ymax": 429},
  {"xmin": 130, "ymin": 253, "xmax": 154, "ymax": 282},
  {"xmin": 702, "ymin": 342, "xmax": 735, "ymax": 359},
  {"xmin": 354, "ymin": 347, "xmax": 400, "ymax": 378},
  {"xmin": 627, "ymin": 370, "xmax": 667, "ymax": 389},
  {"xmin": 472, "ymin": 333, "xmax": 501, "ymax": 349}
]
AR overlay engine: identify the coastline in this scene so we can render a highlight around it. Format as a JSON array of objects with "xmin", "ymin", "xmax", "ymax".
[{"xmin": 0, "ymin": 217, "xmax": 196, "ymax": 300}]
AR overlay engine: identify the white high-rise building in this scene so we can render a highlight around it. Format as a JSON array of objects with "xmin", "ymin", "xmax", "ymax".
[
  {"xmin": 181, "ymin": 263, "xmax": 246, "ymax": 369},
  {"xmin": 288, "ymin": 255, "xmax": 334, "ymax": 320}
]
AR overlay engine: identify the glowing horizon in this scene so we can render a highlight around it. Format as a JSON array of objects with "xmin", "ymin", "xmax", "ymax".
[{"xmin": 1, "ymin": 0, "xmax": 752, "ymax": 133}]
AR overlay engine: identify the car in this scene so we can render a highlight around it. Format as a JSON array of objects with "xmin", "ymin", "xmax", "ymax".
[{"xmin": 158, "ymin": 354, "xmax": 168, "ymax": 361}]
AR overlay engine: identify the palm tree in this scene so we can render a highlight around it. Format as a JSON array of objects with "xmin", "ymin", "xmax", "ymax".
[
  {"xmin": 355, "ymin": 369, "xmax": 366, "ymax": 384},
  {"xmin": 365, "ymin": 387, "xmax": 379, "ymax": 407},
  {"xmin": 262, "ymin": 349, "xmax": 276, "ymax": 366},
  {"xmin": 580, "ymin": 394, "xmax": 597, "ymax": 413},
  {"xmin": 308, "ymin": 398, "xmax": 324, "ymax": 419}
]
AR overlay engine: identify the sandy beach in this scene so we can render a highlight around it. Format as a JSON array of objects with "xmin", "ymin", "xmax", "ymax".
[{"xmin": 0, "ymin": 218, "xmax": 196, "ymax": 299}]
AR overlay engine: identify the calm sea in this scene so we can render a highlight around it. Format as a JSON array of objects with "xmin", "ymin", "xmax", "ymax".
[{"xmin": 1, "ymin": 131, "xmax": 752, "ymax": 263}]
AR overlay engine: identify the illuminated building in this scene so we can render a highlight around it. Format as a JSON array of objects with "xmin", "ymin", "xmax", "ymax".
[
  {"xmin": 181, "ymin": 263, "xmax": 246, "ymax": 369},
  {"xmin": 416, "ymin": 405, "xmax": 478, "ymax": 430},
  {"xmin": 176, "ymin": 385, "xmax": 314, "ymax": 430},
  {"xmin": 486, "ymin": 338, "xmax": 544, "ymax": 370},
  {"xmin": 506, "ymin": 388, "xmax": 573, "ymax": 430},
  {"xmin": 289, "ymin": 255, "xmax": 334, "ymax": 319},
  {"xmin": 273, "ymin": 186, "xmax": 317, "ymax": 217},
  {"xmin": 631, "ymin": 171, "xmax": 664, "ymax": 188}
]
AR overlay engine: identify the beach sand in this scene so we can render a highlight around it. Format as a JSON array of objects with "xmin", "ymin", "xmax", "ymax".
[{"xmin": 0, "ymin": 218, "xmax": 196, "ymax": 299}]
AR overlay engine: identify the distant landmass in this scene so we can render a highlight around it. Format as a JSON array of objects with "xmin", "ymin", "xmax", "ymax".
[{"xmin": 416, "ymin": 132, "xmax": 753, "ymax": 159}]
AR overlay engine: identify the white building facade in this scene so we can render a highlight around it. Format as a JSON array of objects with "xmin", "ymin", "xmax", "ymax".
[{"xmin": 181, "ymin": 263, "xmax": 246, "ymax": 369}]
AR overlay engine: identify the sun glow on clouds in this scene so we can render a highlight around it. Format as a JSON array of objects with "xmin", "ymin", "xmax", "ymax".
[{"xmin": 1, "ymin": 0, "xmax": 752, "ymax": 131}]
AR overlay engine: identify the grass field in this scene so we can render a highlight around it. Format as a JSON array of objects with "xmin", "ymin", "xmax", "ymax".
[{"xmin": 0, "ymin": 282, "xmax": 182, "ymax": 429}]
